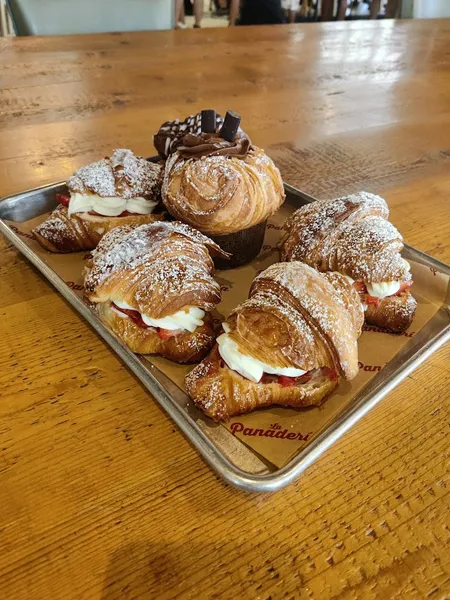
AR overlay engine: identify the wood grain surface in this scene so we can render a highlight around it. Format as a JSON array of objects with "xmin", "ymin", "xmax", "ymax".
[{"xmin": 1, "ymin": 20, "xmax": 450, "ymax": 600}]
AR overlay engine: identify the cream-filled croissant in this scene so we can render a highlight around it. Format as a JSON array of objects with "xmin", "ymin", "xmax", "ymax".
[
  {"xmin": 33, "ymin": 149, "xmax": 164, "ymax": 253},
  {"xmin": 84, "ymin": 221, "xmax": 229, "ymax": 363},
  {"xmin": 186, "ymin": 262, "xmax": 363, "ymax": 421},
  {"xmin": 280, "ymin": 192, "xmax": 417, "ymax": 333}
]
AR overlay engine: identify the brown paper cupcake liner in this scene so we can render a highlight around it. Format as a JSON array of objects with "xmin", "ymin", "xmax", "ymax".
[{"xmin": 211, "ymin": 220, "xmax": 267, "ymax": 270}]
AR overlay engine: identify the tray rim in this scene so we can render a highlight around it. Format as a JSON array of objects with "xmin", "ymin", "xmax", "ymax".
[{"xmin": 1, "ymin": 180, "xmax": 449, "ymax": 492}]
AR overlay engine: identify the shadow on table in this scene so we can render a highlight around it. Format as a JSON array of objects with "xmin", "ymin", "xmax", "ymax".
[
  {"xmin": 101, "ymin": 542, "xmax": 178, "ymax": 599},
  {"xmin": 101, "ymin": 538, "xmax": 248, "ymax": 599}
]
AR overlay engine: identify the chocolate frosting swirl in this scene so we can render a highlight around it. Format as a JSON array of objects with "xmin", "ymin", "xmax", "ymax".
[
  {"xmin": 176, "ymin": 130, "xmax": 251, "ymax": 159},
  {"xmin": 153, "ymin": 112, "xmax": 224, "ymax": 159}
]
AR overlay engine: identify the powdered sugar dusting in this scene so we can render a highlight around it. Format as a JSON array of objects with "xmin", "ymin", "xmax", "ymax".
[
  {"xmin": 153, "ymin": 221, "xmax": 228, "ymax": 256},
  {"xmin": 84, "ymin": 221, "xmax": 223, "ymax": 318},
  {"xmin": 256, "ymin": 263, "xmax": 341, "ymax": 336},
  {"xmin": 34, "ymin": 207, "xmax": 67, "ymax": 238},
  {"xmin": 333, "ymin": 215, "xmax": 408, "ymax": 282},
  {"xmin": 282, "ymin": 191, "xmax": 409, "ymax": 283},
  {"xmin": 68, "ymin": 149, "xmax": 162, "ymax": 200},
  {"xmin": 396, "ymin": 292, "xmax": 417, "ymax": 319},
  {"xmin": 86, "ymin": 225, "xmax": 150, "ymax": 288},
  {"xmin": 236, "ymin": 289, "xmax": 316, "ymax": 349},
  {"xmin": 283, "ymin": 192, "xmax": 388, "ymax": 260},
  {"xmin": 33, "ymin": 205, "xmax": 85, "ymax": 248},
  {"xmin": 249, "ymin": 262, "xmax": 360, "ymax": 379}
]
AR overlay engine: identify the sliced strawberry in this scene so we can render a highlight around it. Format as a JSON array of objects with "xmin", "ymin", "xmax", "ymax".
[
  {"xmin": 112, "ymin": 303, "xmax": 149, "ymax": 328},
  {"xmin": 157, "ymin": 328, "xmax": 180, "ymax": 340},
  {"xmin": 118, "ymin": 210, "xmax": 141, "ymax": 217},
  {"xmin": 56, "ymin": 194, "xmax": 70, "ymax": 207},
  {"xmin": 278, "ymin": 375, "xmax": 296, "ymax": 387},
  {"xmin": 260, "ymin": 374, "xmax": 281, "ymax": 384},
  {"xmin": 132, "ymin": 313, "xmax": 149, "ymax": 328},
  {"xmin": 277, "ymin": 372, "xmax": 313, "ymax": 386},
  {"xmin": 395, "ymin": 280, "xmax": 413, "ymax": 295},
  {"xmin": 261, "ymin": 370, "xmax": 327, "ymax": 386},
  {"xmin": 295, "ymin": 372, "xmax": 312, "ymax": 384},
  {"xmin": 88, "ymin": 209, "xmax": 136, "ymax": 217},
  {"xmin": 321, "ymin": 367, "xmax": 339, "ymax": 381},
  {"xmin": 112, "ymin": 304, "xmax": 184, "ymax": 337},
  {"xmin": 353, "ymin": 280, "xmax": 367, "ymax": 295},
  {"xmin": 365, "ymin": 295, "xmax": 380, "ymax": 308}
]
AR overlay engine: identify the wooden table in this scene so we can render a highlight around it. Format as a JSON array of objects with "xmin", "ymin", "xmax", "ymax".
[{"xmin": 1, "ymin": 20, "xmax": 450, "ymax": 599}]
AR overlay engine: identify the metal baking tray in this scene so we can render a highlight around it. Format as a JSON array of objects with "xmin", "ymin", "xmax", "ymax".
[{"xmin": 1, "ymin": 181, "xmax": 449, "ymax": 492}]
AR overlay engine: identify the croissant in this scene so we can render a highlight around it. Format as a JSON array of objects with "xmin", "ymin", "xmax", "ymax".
[
  {"xmin": 33, "ymin": 205, "xmax": 165, "ymax": 253},
  {"xmin": 33, "ymin": 149, "xmax": 164, "ymax": 253},
  {"xmin": 280, "ymin": 192, "xmax": 417, "ymax": 333},
  {"xmin": 162, "ymin": 147, "xmax": 285, "ymax": 237},
  {"xmin": 185, "ymin": 262, "xmax": 363, "ymax": 421},
  {"xmin": 84, "ymin": 221, "xmax": 230, "ymax": 363}
]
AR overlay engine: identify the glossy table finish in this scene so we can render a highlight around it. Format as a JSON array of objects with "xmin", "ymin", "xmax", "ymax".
[{"xmin": 1, "ymin": 20, "xmax": 450, "ymax": 599}]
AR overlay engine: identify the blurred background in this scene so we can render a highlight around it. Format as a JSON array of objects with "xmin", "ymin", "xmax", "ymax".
[{"xmin": 1, "ymin": 0, "xmax": 449, "ymax": 36}]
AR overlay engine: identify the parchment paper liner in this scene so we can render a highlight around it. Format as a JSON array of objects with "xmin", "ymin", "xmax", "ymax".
[{"xmin": 7, "ymin": 203, "xmax": 449, "ymax": 469}]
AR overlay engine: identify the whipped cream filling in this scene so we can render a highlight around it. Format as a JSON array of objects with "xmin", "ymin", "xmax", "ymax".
[
  {"xmin": 112, "ymin": 300, "xmax": 205, "ymax": 332},
  {"xmin": 365, "ymin": 281, "xmax": 402, "ymax": 299},
  {"xmin": 347, "ymin": 274, "xmax": 407, "ymax": 299},
  {"xmin": 68, "ymin": 193, "xmax": 158, "ymax": 217},
  {"xmin": 217, "ymin": 324, "xmax": 306, "ymax": 383}
]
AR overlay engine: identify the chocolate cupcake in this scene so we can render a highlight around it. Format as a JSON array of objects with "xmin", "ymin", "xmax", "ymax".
[{"xmin": 160, "ymin": 110, "xmax": 285, "ymax": 269}]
